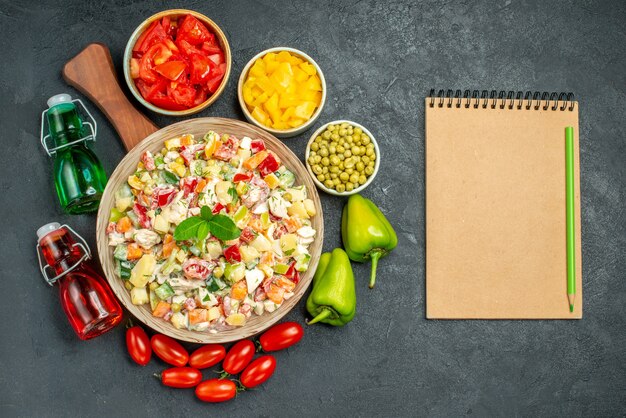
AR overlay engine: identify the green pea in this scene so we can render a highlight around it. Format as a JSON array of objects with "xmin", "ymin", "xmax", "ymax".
[
  {"xmin": 365, "ymin": 166, "xmax": 374, "ymax": 175},
  {"xmin": 351, "ymin": 146, "xmax": 360, "ymax": 155},
  {"xmin": 340, "ymin": 122, "xmax": 349, "ymax": 129},
  {"xmin": 175, "ymin": 156, "xmax": 185, "ymax": 165},
  {"xmin": 324, "ymin": 179, "xmax": 334, "ymax": 189},
  {"xmin": 339, "ymin": 161, "xmax": 345, "ymax": 170},
  {"xmin": 330, "ymin": 166, "xmax": 340, "ymax": 173},
  {"xmin": 356, "ymin": 162, "xmax": 365, "ymax": 171},
  {"xmin": 124, "ymin": 281, "xmax": 133, "ymax": 291},
  {"xmin": 171, "ymin": 303, "xmax": 181, "ymax": 313},
  {"xmin": 344, "ymin": 158, "xmax": 355, "ymax": 169},
  {"xmin": 336, "ymin": 184, "xmax": 346, "ymax": 193},
  {"xmin": 338, "ymin": 154, "xmax": 345, "ymax": 161},
  {"xmin": 362, "ymin": 156, "xmax": 370, "ymax": 165},
  {"xmin": 339, "ymin": 128, "xmax": 347, "ymax": 136},
  {"xmin": 333, "ymin": 178, "xmax": 341, "ymax": 186},
  {"xmin": 359, "ymin": 175, "xmax": 367, "ymax": 185},
  {"xmin": 330, "ymin": 155, "xmax": 340, "ymax": 166},
  {"xmin": 350, "ymin": 173, "xmax": 359, "ymax": 184},
  {"xmin": 361, "ymin": 135, "xmax": 370, "ymax": 145},
  {"xmin": 353, "ymin": 133, "xmax": 361, "ymax": 141},
  {"xmin": 339, "ymin": 172, "xmax": 349, "ymax": 182},
  {"xmin": 317, "ymin": 174, "xmax": 325, "ymax": 182},
  {"xmin": 329, "ymin": 145, "xmax": 336, "ymax": 154},
  {"xmin": 347, "ymin": 126, "xmax": 354, "ymax": 135},
  {"xmin": 322, "ymin": 166, "xmax": 328, "ymax": 173},
  {"xmin": 314, "ymin": 155, "xmax": 322, "ymax": 163},
  {"xmin": 322, "ymin": 131, "xmax": 331, "ymax": 140},
  {"xmin": 321, "ymin": 157, "xmax": 330, "ymax": 166},
  {"xmin": 313, "ymin": 165, "xmax": 323, "ymax": 175},
  {"xmin": 344, "ymin": 150, "xmax": 352, "ymax": 158},
  {"xmin": 345, "ymin": 182, "xmax": 354, "ymax": 191},
  {"xmin": 345, "ymin": 168, "xmax": 354, "ymax": 175},
  {"xmin": 315, "ymin": 135, "xmax": 322, "ymax": 143},
  {"xmin": 308, "ymin": 157, "xmax": 316, "ymax": 166},
  {"xmin": 310, "ymin": 142, "xmax": 319, "ymax": 151},
  {"xmin": 354, "ymin": 127, "xmax": 363, "ymax": 135},
  {"xmin": 331, "ymin": 133, "xmax": 340, "ymax": 141},
  {"xmin": 319, "ymin": 148, "xmax": 329, "ymax": 157},
  {"xmin": 366, "ymin": 148, "xmax": 375, "ymax": 157},
  {"xmin": 330, "ymin": 173, "xmax": 338, "ymax": 179},
  {"xmin": 327, "ymin": 124, "xmax": 336, "ymax": 131},
  {"xmin": 337, "ymin": 145, "xmax": 345, "ymax": 154},
  {"xmin": 368, "ymin": 161, "xmax": 375, "ymax": 169},
  {"xmin": 360, "ymin": 146, "xmax": 366, "ymax": 155},
  {"xmin": 370, "ymin": 153, "xmax": 377, "ymax": 161}
]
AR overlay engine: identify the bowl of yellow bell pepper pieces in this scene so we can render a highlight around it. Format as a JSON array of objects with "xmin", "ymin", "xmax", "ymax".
[{"xmin": 238, "ymin": 47, "xmax": 326, "ymax": 138}]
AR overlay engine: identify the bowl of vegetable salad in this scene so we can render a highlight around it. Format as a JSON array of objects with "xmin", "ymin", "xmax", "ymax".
[{"xmin": 97, "ymin": 118, "xmax": 323, "ymax": 343}]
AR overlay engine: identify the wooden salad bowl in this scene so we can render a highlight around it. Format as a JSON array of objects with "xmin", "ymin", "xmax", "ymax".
[
  {"xmin": 64, "ymin": 44, "xmax": 323, "ymax": 343},
  {"xmin": 95, "ymin": 118, "xmax": 324, "ymax": 343}
]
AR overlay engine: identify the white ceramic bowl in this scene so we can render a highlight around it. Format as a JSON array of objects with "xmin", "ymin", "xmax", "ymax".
[
  {"xmin": 237, "ymin": 47, "xmax": 326, "ymax": 138},
  {"xmin": 305, "ymin": 120, "xmax": 380, "ymax": 196}
]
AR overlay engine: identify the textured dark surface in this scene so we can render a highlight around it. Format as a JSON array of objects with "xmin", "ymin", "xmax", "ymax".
[{"xmin": 1, "ymin": 0, "xmax": 625, "ymax": 416}]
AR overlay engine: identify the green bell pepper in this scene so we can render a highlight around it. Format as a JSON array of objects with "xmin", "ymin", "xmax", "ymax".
[
  {"xmin": 341, "ymin": 194, "xmax": 398, "ymax": 289},
  {"xmin": 306, "ymin": 248, "xmax": 356, "ymax": 326}
]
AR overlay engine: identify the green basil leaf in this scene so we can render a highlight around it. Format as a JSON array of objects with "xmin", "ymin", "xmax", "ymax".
[
  {"xmin": 162, "ymin": 170, "xmax": 179, "ymax": 184},
  {"xmin": 197, "ymin": 221, "xmax": 211, "ymax": 241},
  {"xmin": 200, "ymin": 205, "xmax": 213, "ymax": 221},
  {"xmin": 209, "ymin": 214, "xmax": 241, "ymax": 241},
  {"xmin": 174, "ymin": 216, "xmax": 204, "ymax": 241}
]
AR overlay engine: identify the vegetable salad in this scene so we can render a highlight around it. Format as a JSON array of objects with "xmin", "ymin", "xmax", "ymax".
[{"xmin": 107, "ymin": 131, "xmax": 317, "ymax": 332}]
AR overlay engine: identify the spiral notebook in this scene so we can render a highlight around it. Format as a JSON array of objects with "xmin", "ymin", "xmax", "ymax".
[{"xmin": 425, "ymin": 90, "xmax": 582, "ymax": 319}]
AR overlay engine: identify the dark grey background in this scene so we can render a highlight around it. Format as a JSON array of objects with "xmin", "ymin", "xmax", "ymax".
[{"xmin": 1, "ymin": 0, "xmax": 624, "ymax": 416}]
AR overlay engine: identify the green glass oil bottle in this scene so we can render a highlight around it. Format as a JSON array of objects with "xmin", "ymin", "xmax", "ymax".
[{"xmin": 43, "ymin": 94, "xmax": 107, "ymax": 214}]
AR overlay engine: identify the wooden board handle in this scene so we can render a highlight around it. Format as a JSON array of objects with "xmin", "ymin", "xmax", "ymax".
[{"xmin": 62, "ymin": 43, "xmax": 159, "ymax": 151}]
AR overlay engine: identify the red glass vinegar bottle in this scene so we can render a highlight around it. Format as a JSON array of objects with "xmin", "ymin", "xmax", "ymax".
[{"xmin": 37, "ymin": 222, "xmax": 123, "ymax": 340}]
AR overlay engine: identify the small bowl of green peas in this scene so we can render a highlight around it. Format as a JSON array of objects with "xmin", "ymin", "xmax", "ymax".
[{"xmin": 305, "ymin": 120, "xmax": 380, "ymax": 195}]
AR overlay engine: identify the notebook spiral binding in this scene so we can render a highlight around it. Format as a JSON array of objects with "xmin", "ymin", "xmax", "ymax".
[{"xmin": 428, "ymin": 89, "xmax": 575, "ymax": 111}]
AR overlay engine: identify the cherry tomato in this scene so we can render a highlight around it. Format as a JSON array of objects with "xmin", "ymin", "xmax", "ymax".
[
  {"xmin": 189, "ymin": 344, "xmax": 226, "ymax": 369},
  {"xmin": 259, "ymin": 322, "xmax": 304, "ymax": 352},
  {"xmin": 159, "ymin": 367, "xmax": 202, "ymax": 388},
  {"xmin": 151, "ymin": 334, "xmax": 189, "ymax": 367},
  {"xmin": 223, "ymin": 340, "xmax": 255, "ymax": 375},
  {"xmin": 126, "ymin": 325, "xmax": 151, "ymax": 366},
  {"xmin": 240, "ymin": 355, "xmax": 276, "ymax": 388},
  {"xmin": 195, "ymin": 379, "xmax": 237, "ymax": 403}
]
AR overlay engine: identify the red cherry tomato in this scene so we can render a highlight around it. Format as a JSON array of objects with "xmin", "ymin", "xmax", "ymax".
[
  {"xmin": 240, "ymin": 355, "xmax": 277, "ymax": 388},
  {"xmin": 189, "ymin": 344, "xmax": 226, "ymax": 369},
  {"xmin": 222, "ymin": 340, "xmax": 255, "ymax": 375},
  {"xmin": 126, "ymin": 325, "xmax": 152, "ymax": 366},
  {"xmin": 259, "ymin": 322, "xmax": 304, "ymax": 352},
  {"xmin": 159, "ymin": 367, "xmax": 202, "ymax": 388},
  {"xmin": 195, "ymin": 379, "xmax": 237, "ymax": 403},
  {"xmin": 151, "ymin": 334, "xmax": 189, "ymax": 367}
]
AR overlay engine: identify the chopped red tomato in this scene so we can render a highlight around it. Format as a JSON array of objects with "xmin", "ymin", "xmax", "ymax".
[
  {"xmin": 155, "ymin": 61, "xmax": 186, "ymax": 81},
  {"xmin": 212, "ymin": 203, "xmax": 225, "ymax": 214},
  {"xmin": 258, "ymin": 154, "xmax": 280, "ymax": 177},
  {"xmin": 250, "ymin": 139, "xmax": 266, "ymax": 153},
  {"xmin": 177, "ymin": 14, "xmax": 215, "ymax": 45},
  {"xmin": 181, "ymin": 177, "xmax": 199, "ymax": 198},
  {"xmin": 131, "ymin": 14, "xmax": 225, "ymax": 111},
  {"xmin": 233, "ymin": 173, "xmax": 253, "ymax": 183},
  {"xmin": 134, "ymin": 20, "xmax": 167, "ymax": 53},
  {"xmin": 190, "ymin": 53, "xmax": 213, "ymax": 85},
  {"xmin": 183, "ymin": 258, "xmax": 212, "ymax": 280},
  {"xmin": 133, "ymin": 203, "xmax": 151, "ymax": 229},
  {"xmin": 224, "ymin": 245, "xmax": 242, "ymax": 264},
  {"xmin": 284, "ymin": 262, "xmax": 300, "ymax": 284},
  {"xmin": 154, "ymin": 187, "xmax": 177, "ymax": 207}
]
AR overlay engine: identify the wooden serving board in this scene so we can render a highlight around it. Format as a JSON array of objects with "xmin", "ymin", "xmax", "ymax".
[
  {"xmin": 64, "ymin": 43, "xmax": 324, "ymax": 343},
  {"xmin": 63, "ymin": 43, "xmax": 159, "ymax": 151}
]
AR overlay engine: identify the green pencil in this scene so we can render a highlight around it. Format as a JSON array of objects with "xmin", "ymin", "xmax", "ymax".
[{"xmin": 566, "ymin": 127, "xmax": 576, "ymax": 312}]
